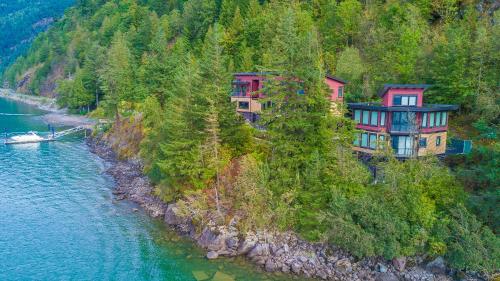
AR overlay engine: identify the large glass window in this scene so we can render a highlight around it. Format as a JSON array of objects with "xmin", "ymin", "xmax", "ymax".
[
  {"xmin": 393, "ymin": 96, "xmax": 402, "ymax": 105},
  {"xmin": 393, "ymin": 95, "xmax": 417, "ymax": 106},
  {"xmin": 401, "ymin": 96, "xmax": 409, "ymax": 106},
  {"xmin": 354, "ymin": 110, "xmax": 361, "ymax": 123},
  {"xmin": 430, "ymin": 113, "xmax": 435, "ymax": 127},
  {"xmin": 361, "ymin": 133, "xmax": 369, "ymax": 147},
  {"xmin": 409, "ymin": 96, "xmax": 417, "ymax": 106},
  {"xmin": 392, "ymin": 135, "xmax": 414, "ymax": 156},
  {"xmin": 338, "ymin": 87, "xmax": 344, "ymax": 98},
  {"xmin": 380, "ymin": 112, "xmax": 386, "ymax": 126},
  {"xmin": 436, "ymin": 112, "xmax": 442, "ymax": 127},
  {"xmin": 442, "ymin": 112, "xmax": 447, "ymax": 126},
  {"xmin": 392, "ymin": 112, "xmax": 416, "ymax": 131},
  {"xmin": 238, "ymin": 102, "xmax": 249, "ymax": 109},
  {"xmin": 362, "ymin": 110, "xmax": 370, "ymax": 125},
  {"xmin": 370, "ymin": 111, "xmax": 379, "ymax": 126},
  {"xmin": 369, "ymin": 134, "xmax": 377, "ymax": 149},
  {"xmin": 422, "ymin": 113, "xmax": 428, "ymax": 128}
]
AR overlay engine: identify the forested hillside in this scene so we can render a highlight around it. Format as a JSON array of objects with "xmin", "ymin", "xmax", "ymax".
[
  {"xmin": 2, "ymin": 0, "xmax": 498, "ymax": 275},
  {"xmin": 0, "ymin": 0, "xmax": 74, "ymax": 75}
]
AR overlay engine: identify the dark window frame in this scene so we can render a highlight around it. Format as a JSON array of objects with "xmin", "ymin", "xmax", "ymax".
[
  {"xmin": 436, "ymin": 136, "xmax": 442, "ymax": 146},
  {"xmin": 338, "ymin": 86, "xmax": 344, "ymax": 98},
  {"xmin": 393, "ymin": 95, "xmax": 418, "ymax": 106},
  {"xmin": 419, "ymin": 138, "xmax": 427, "ymax": 148},
  {"xmin": 238, "ymin": 101, "xmax": 250, "ymax": 110}
]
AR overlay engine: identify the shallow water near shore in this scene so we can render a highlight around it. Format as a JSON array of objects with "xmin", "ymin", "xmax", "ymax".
[{"xmin": 0, "ymin": 97, "xmax": 293, "ymax": 281}]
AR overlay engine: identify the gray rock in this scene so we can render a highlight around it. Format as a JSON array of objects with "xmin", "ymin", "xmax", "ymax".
[
  {"xmin": 206, "ymin": 251, "xmax": 219, "ymax": 260},
  {"xmin": 281, "ymin": 264, "xmax": 290, "ymax": 273},
  {"xmin": 164, "ymin": 204, "xmax": 183, "ymax": 225},
  {"xmin": 225, "ymin": 237, "xmax": 239, "ymax": 250},
  {"xmin": 237, "ymin": 235, "xmax": 257, "ymax": 255},
  {"xmin": 375, "ymin": 272, "xmax": 399, "ymax": 281},
  {"xmin": 392, "ymin": 257, "xmax": 406, "ymax": 272},
  {"xmin": 291, "ymin": 261, "xmax": 302, "ymax": 274},
  {"xmin": 336, "ymin": 258, "xmax": 352, "ymax": 272},
  {"xmin": 426, "ymin": 257, "xmax": 446, "ymax": 275},
  {"xmin": 376, "ymin": 263, "xmax": 388, "ymax": 273},
  {"xmin": 265, "ymin": 259, "xmax": 278, "ymax": 272},
  {"xmin": 316, "ymin": 269, "xmax": 328, "ymax": 280},
  {"xmin": 203, "ymin": 232, "xmax": 225, "ymax": 252},
  {"xmin": 247, "ymin": 243, "xmax": 270, "ymax": 258}
]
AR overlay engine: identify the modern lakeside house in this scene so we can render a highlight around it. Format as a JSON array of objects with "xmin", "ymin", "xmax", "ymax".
[
  {"xmin": 348, "ymin": 84, "xmax": 458, "ymax": 157},
  {"xmin": 230, "ymin": 73, "xmax": 459, "ymax": 158},
  {"xmin": 231, "ymin": 72, "xmax": 346, "ymax": 122}
]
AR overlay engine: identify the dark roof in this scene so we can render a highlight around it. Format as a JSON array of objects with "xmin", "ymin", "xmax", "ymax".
[
  {"xmin": 325, "ymin": 75, "xmax": 347, "ymax": 84},
  {"xmin": 347, "ymin": 102, "xmax": 458, "ymax": 112},
  {"xmin": 232, "ymin": 80, "xmax": 250, "ymax": 85},
  {"xmin": 378, "ymin": 84, "xmax": 431, "ymax": 97}
]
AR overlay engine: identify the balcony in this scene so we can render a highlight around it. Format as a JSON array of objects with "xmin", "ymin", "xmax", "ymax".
[
  {"xmin": 231, "ymin": 91, "xmax": 247, "ymax": 97},
  {"xmin": 390, "ymin": 124, "xmax": 419, "ymax": 133}
]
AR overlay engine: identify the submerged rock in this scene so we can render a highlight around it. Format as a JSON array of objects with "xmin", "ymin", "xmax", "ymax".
[
  {"xmin": 212, "ymin": 271, "xmax": 235, "ymax": 281},
  {"xmin": 192, "ymin": 270, "xmax": 210, "ymax": 281}
]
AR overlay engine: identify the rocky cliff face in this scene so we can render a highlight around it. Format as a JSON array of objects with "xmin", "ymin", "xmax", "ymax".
[{"xmin": 86, "ymin": 132, "xmax": 486, "ymax": 281}]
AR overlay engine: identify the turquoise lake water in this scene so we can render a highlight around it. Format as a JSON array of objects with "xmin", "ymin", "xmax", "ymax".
[{"xmin": 0, "ymin": 97, "xmax": 294, "ymax": 281}]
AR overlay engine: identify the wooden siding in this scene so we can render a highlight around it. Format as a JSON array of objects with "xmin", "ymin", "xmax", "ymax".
[
  {"xmin": 231, "ymin": 97, "xmax": 262, "ymax": 113},
  {"xmin": 418, "ymin": 132, "xmax": 447, "ymax": 156}
]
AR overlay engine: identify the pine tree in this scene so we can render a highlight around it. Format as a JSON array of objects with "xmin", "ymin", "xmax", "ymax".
[{"xmin": 99, "ymin": 31, "xmax": 135, "ymax": 118}]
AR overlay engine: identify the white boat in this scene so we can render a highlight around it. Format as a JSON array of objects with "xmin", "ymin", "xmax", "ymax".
[{"xmin": 5, "ymin": 131, "xmax": 50, "ymax": 144}]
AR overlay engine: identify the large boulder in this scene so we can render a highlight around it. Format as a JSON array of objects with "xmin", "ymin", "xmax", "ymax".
[
  {"xmin": 164, "ymin": 204, "xmax": 184, "ymax": 226},
  {"xmin": 426, "ymin": 257, "xmax": 447, "ymax": 275},
  {"xmin": 198, "ymin": 227, "xmax": 225, "ymax": 252},
  {"xmin": 248, "ymin": 243, "xmax": 270, "ymax": 258},
  {"xmin": 237, "ymin": 234, "xmax": 257, "ymax": 255}
]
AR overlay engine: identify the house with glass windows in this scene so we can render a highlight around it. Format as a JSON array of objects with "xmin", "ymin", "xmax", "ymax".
[
  {"xmin": 231, "ymin": 72, "xmax": 346, "ymax": 122},
  {"xmin": 348, "ymin": 84, "xmax": 458, "ymax": 158}
]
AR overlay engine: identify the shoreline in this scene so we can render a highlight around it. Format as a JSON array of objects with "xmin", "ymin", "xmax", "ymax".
[
  {"xmin": 0, "ymin": 88, "xmax": 96, "ymax": 127},
  {"xmin": 86, "ymin": 133, "xmax": 482, "ymax": 281}
]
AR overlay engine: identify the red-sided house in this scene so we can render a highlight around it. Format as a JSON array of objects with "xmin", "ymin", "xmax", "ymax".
[
  {"xmin": 348, "ymin": 84, "xmax": 458, "ymax": 157},
  {"xmin": 231, "ymin": 72, "xmax": 345, "ymax": 122}
]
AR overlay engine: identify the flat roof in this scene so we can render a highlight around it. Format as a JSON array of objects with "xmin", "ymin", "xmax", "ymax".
[
  {"xmin": 378, "ymin": 84, "xmax": 431, "ymax": 97},
  {"xmin": 347, "ymin": 102, "xmax": 458, "ymax": 112}
]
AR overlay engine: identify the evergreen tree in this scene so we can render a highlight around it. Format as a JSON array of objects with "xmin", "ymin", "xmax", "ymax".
[{"xmin": 99, "ymin": 31, "xmax": 135, "ymax": 118}]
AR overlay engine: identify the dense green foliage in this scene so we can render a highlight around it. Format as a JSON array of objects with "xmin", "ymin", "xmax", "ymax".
[
  {"xmin": 2, "ymin": 0, "xmax": 498, "ymax": 273},
  {"xmin": 0, "ymin": 0, "xmax": 74, "ymax": 75}
]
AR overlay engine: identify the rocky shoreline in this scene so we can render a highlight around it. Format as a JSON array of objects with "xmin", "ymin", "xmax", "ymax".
[
  {"xmin": 0, "ymin": 89, "xmax": 95, "ymax": 127},
  {"xmin": 87, "ymin": 135, "xmax": 485, "ymax": 281}
]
